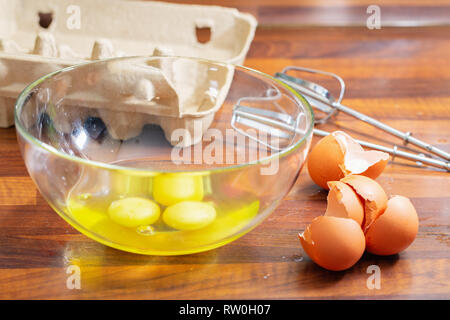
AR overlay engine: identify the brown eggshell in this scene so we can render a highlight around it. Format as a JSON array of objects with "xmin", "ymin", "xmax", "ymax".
[
  {"xmin": 299, "ymin": 216, "xmax": 366, "ymax": 271},
  {"xmin": 307, "ymin": 131, "xmax": 389, "ymax": 190},
  {"xmin": 325, "ymin": 181, "xmax": 364, "ymax": 226},
  {"xmin": 361, "ymin": 158, "xmax": 388, "ymax": 180},
  {"xmin": 340, "ymin": 175, "xmax": 388, "ymax": 232},
  {"xmin": 307, "ymin": 134, "xmax": 345, "ymax": 190},
  {"xmin": 334, "ymin": 131, "xmax": 389, "ymax": 180},
  {"xmin": 365, "ymin": 195, "xmax": 419, "ymax": 255}
]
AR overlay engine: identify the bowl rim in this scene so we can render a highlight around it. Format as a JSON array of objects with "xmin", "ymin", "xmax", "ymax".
[{"xmin": 14, "ymin": 55, "xmax": 314, "ymax": 174}]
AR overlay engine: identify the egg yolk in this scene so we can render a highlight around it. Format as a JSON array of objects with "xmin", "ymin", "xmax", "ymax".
[
  {"xmin": 153, "ymin": 173, "xmax": 204, "ymax": 206},
  {"xmin": 163, "ymin": 201, "xmax": 216, "ymax": 230},
  {"xmin": 108, "ymin": 197, "xmax": 160, "ymax": 228}
]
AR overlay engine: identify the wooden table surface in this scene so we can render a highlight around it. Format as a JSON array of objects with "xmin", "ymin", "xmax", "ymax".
[{"xmin": 0, "ymin": 0, "xmax": 449, "ymax": 299}]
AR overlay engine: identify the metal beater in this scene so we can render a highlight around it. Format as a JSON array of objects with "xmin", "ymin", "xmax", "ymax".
[{"xmin": 231, "ymin": 66, "xmax": 450, "ymax": 171}]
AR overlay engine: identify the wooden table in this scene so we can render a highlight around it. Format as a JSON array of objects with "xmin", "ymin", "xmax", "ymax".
[{"xmin": 0, "ymin": 0, "xmax": 449, "ymax": 299}]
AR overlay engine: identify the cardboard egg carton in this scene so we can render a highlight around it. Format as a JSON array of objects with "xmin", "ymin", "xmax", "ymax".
[
  {"xmin": 38, "ymin": 57, "xmax": 235, "ymax": 146},
  {"xmin": 0, "ymin": 0, "xmax": 257, "ymax": 145}
]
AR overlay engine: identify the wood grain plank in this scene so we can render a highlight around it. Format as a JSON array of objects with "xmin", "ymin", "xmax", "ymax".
[
  {"xmin": 0, "ymin": 257, "xmax": 448, "ymax": 299},
  {"xmin": 160, "ymin": 0, "xmax": 450, "ymax": 7},
  {"xmin": 246, "ymin": 57, "xmax": 450, "ymax": 78},
  {"xmin": 0, "ymin": 177, "xmax": 36, "ymax": 206},
  {"xmin": 160, "ymin": 1, "xmax": 450, "ymax": 26},
  {"xmin": 257, "ymin": 5, "xmax": 450, "ymax": 27},
  {"xmin": 0, "ymin": 3, "xmax": 449, "ymax": 299}
]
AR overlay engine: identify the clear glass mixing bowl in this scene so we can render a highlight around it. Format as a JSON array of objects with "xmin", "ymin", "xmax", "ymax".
[{"xmin": 15, "ymin": 56, "xmax": 314, "ymax": 255}]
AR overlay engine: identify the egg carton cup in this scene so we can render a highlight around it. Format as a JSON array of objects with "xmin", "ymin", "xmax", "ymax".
[
  {"xmin": 0, "ymin": 0, "xmax": 257, "ymax": 145},
  {"xmin": 38, "ymin": 58, "xmax": 235, "ymax": 146}
]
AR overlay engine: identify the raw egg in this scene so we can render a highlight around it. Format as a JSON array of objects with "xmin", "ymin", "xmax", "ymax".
[
  {"xmin": 153, "ymin": 173, "xmax": 204, "ymax": 206},
  {"xmin": 108, "ymin": 197, "xmax": 160, "ymax": 228},
  {"xmin": 299, "ymin": 216, "xmax": 366, "ymax": 271},
  {"xmin": 163, "ymin": 201, "xmax": 216, "ymax": 230},
  {"xmin": 365, "ymin": 195, "xmax": 419, "ymax": 255},
  {"xmin": 307, "ymin": 131, "xmax": 389, "ymax": 189}
]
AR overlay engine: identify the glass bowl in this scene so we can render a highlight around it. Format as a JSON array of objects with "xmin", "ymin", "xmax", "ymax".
[{"xmin": 15, "ymin": 56, "xmax": 314, "ymax": 255}]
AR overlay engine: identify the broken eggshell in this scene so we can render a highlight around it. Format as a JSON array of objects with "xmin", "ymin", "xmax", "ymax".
[
  {"xmin": 365, "ymin": 195, "xmax": 419, "ymax": 256},
  {"xmin": 340, "ymin": 174, "xmax": 388, "ymax": 232},
  {"xmin": 298, "ymin": 216, "xmax": 366, "ymax": 271},
  {"xmin": 307, "ymin": 131, "xmax": 389, "ymax": 189},
  {"xmin": 325, "ymin": 181, "xmax": 364, "ymax": 226}
]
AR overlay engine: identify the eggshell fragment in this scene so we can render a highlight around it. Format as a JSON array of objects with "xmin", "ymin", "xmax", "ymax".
[
  {"xmin": 325, "ymin": 181, "xmax": 364, "ymax": 226},
  {"xmin": 360, "ymin": 158, "xmax": 389, "ymax": 181},
  {"xmin": 299, "ymin": 216, "xmax": 366, "ymax": 271},
  {"xmin": 307, "ymin": 134, "xmax": 345, "ymax": 189},
  {"xmin": 365, "ymin": 196, "xmax": 419, "ymax": 255},
  {"xmin": 307, "ymin": 131, "xmax": 389, "ymax": 190},
  {"xmin": 340, "ymin": 175, "xmax": 388, "ymax": 232},
  {"xmin": 334, "ymin": 131, "xmax": 389, "ymax": 179}
]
